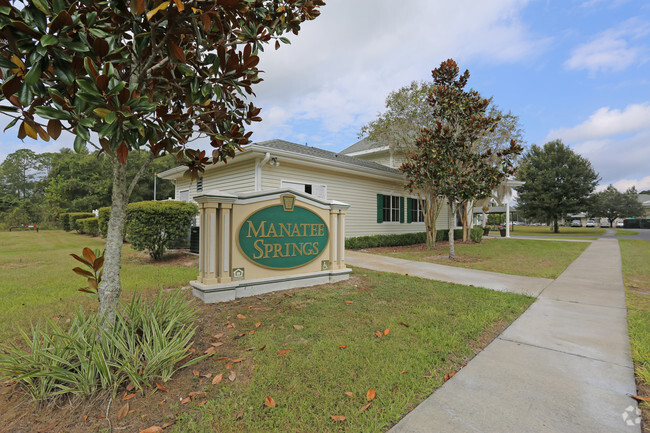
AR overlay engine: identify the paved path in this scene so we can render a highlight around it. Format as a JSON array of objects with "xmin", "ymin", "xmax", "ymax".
[
  {"xmin": 387, "ymin": 238, "xmax": 640, "ymax": 433},
  {"xmin": 345, "ymin": 251, "xmax": 552, "ymax": 297}
]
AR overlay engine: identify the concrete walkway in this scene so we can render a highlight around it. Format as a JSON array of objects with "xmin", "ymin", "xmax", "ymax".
[
  {"xmin": 346, "ymin": 251, "xmax": 552, "ymax": 297},
  {"xmin": 386, "ymin": 238, "xmax": 640, "ymax": 433}
]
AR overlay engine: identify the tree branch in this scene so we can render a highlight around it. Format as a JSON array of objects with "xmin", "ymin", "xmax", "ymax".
[{"xmin": 127, "ymin": 152, "xmax": 156, "ymax": 199}]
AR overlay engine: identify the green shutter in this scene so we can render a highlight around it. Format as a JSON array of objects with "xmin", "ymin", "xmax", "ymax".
[
  {"xmin": 377, "ymin": 194, "xmax": 383, "ymax": 223},
  {"xmin": 400, "ymin": 196, "xmax": 405, "ymax": 223},
  {"xmin": 407, "ymin": 198, "xmax": 412, "ymax": 223}
]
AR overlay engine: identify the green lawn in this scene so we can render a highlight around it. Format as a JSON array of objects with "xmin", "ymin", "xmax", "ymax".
[
  {"xmin": 617, "ymin": 229, "xmax": 640, "ymax": 236},
  {"xmin": 172, "ymin": 268, "xmax": 534, "ymax": 433},
  {"xmin": 0, "ymin": 230, "xmax": 197, "ymax": 341},
  {"xmin": 371, "ymin": 238, "xmax": 589, "ymax": 279},
  {"xmin": 495, "ymin": 225, "xmax": 605, "ymax": 237},
  {"xmin": 619, "ymin": 239, "xmax": 650, "ymax": 424}
]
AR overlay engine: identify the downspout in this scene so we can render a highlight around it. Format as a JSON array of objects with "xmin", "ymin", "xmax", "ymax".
[{"xmin": 255, "ymin": 152, "xmax": 271, "ymax": 191}]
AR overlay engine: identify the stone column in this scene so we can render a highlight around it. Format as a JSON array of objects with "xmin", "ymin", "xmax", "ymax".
[
  {"xmin": 337, "ymin": 210, "xmax": 346, "ymax": 268},
  {"xmin": 329, "ymin": 209, "xmax": 339, "ymax": 270},
  {"xmin": 218, "ymin": 203, "xmax": 232, "ymax": 283},
  {"xmin": 200, "ymin": 202, "xmax": 219, "ymax": 285}
]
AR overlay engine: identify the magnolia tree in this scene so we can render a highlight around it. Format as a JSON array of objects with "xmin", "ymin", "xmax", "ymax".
[
  {"xmin": 362, "ymin": 80, "xmax": 524, "ymax": 246},
  {"xmin": 0, "ymin": 0, "xmax": 323, "ymax": 324},
  {"xmin": 400, "ymin": 59, "xmax": 521, "ymax": 259}
]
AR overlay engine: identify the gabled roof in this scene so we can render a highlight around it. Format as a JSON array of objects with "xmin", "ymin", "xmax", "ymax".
[
  {"xmin": 251, "ymin": 139, "xmax": 399, "ymax": 174},
  {"xmin": 339, "ymin": 137, "xmax": 386, "ymax": 155},
  {"xmin": 638, "ymin": 194, "xmax": 650, "ymax": 204}
]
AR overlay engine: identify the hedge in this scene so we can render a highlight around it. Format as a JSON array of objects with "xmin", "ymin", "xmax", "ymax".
[
  {"xmin": 60, "ymin": 213, "xmax": 71, "ymax": 231},
  {"xmin": 126, "ymin": 201, "xmax": 198, "ymax": 260},
  {"xmin": 98, "ymin": 207, "xmax": 111, "ymax": 238},
  {"xmin": 68, "ymin": 212, "xmax": 95, "ymax": 233},
  {"xmin": 345, "ymin": 229, "xmax": 477, "ymax": 250},
  {"xmin": 78, "ymin": 217, "xmax": 99, "ymax": 236}
]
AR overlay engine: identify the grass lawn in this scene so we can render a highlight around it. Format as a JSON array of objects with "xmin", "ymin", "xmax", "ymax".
[
  {"xmin": 617, "ymin": 229, "xmax": 640, "ymax": 236},
  {"xmin": 494, "ymin": 225, "xmax": 605, "ymax": 238},
  {"xmin": 169, "ymin": 269, "xmax": 533, "ymax": 433},
  {"xmin": 619, "ymin": 239, "xmax": 650, "ymax": 431},
  {"xmin": 0, "ymin": 230, "xmax": 197, "ymax": 341},
  {"xmin": 368, "ymin": 238, "xmax": 589, "ymax": 279}
]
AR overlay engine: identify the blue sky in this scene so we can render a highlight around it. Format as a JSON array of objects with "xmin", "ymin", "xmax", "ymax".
[{"xmin": 2, "ymin": 0, "xmax": 649, "ymax": 191}]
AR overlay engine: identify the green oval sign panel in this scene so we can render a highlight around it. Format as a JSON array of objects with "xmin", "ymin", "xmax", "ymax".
[{"xmin": 238, "ymin": 203, "xmax": 329, "ymax": 269}]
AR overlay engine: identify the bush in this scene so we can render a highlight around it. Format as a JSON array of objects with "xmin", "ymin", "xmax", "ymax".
[
  {"xmin": 470, "ymin": 226, "xmax": 484, "ymax": 243},
  {"xmin": 345, "ymin": 229, "xmax": 472, "ymax": 249},
  {"xmin": 126, "ymin": 201, "xmax": 198, "ymax": 260},
  {"xmin": 78, "ymin": 217, "xmax": 99, "ymax": 236},
  {"xmin": 98, "ymin": 206, "xmax": 110, "ymax": 237},
  {"xmin": 0, "ymin": 290, "xmax": 203, "ymax": 402},
  {"xmin": 68, "ymin": 212, "xmax": 94, "ymax": 233},
  {"xmin": 60, "ymin": 213, "xmax": 70, "ymax": 231}
]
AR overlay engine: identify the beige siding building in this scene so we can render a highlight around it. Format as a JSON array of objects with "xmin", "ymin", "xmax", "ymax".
[{"xmin": 159, "ymin": 139, "xmax": 453, "ymax": 238}]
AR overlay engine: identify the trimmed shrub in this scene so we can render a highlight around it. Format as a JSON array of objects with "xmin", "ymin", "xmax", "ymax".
[
  {"xmin": 68, "ymin": 212, "xmax": 94, "ymax": 233},
  {"xmin": 59, "ymin": 213, "xmax": 71, "ymax": 231},
  {"xmin": 98, "ymin": 206, "xmax": 111, "ymax": 238},
  {"xmin": 345, "ymin": 229, "xmax": 472, "ymax": 250},
  {"xmin": 78, "ymin": 217, "xmax": 99, "ymax": 236},
  {"xmin": 0, "ymin": 290, "xmax": 203, "ymax": 401},
  {"xmin": 470, "ymin": 226, "xmax": 484, "ymax": 243},
  {"xmin": 126, "ymin": 200, "xmax": 198, "ymax": 260}
]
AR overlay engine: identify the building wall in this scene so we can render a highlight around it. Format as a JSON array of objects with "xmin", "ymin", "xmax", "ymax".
[
  {"xmin": 174, "ymin": 160, "xmax": 257, "ymax": 202},
  {"xmin": 260, "ymin": 161, "xmax": 450, "ymax": 237}
]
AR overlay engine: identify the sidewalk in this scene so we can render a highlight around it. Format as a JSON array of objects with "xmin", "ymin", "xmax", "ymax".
[
  {"xmin": 345, "ymin": 250, "xmax": 552, "ymax": 297},
  {"xmin": 385, "ymin": 238, "xmax": 640, "ymax": 433}
]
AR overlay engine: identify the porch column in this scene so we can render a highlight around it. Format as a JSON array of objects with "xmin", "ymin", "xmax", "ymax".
[
  {"xmin": 505, "ymin": 202, "xmax": 511, "ymax": 238},
  {"xmin": 199, "ymin": 203, "xmax": 219, "ymax": 285},
  {"xmin": 337, "ymin": 211, "xmax": 346, "ymax": 268},
  {"xmin": 329, "ymin": 210, "xmax": 339, "ymax": 270}
]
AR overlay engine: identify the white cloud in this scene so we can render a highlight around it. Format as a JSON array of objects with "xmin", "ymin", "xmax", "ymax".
[
  {"xmin": 565, "ymin": 19, "xmax": 649, "ymax": 73},
  {"xmin": 250, "ymin": 0, "xmax": 547, "ymax": 146},
  {"xmin": 611, "ymin": 176, "xmax": 650, "ymax": 192},
  {"xmin": 545, "ymin": 103, "xmax": 650, "ymax": 142}
]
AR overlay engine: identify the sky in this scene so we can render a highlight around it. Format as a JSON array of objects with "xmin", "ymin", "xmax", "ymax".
[{"xmin": 1, "ymin": 0, "xmax": 649, "ymax": 192}]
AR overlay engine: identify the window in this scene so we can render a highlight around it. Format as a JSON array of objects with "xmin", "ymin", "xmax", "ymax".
[
  {"xmin": 179, "ymin": 190, "xmax": 189, "ymax": 202},
  {"xmin": 410, "ymin": 198, "xmax": 425, "ymax": 223},
  {"xmin": 281, "ymin": 180, "xmax": 327, "ymax": 200},
  {"xmin": 196, "ymin": 177, "xmax": 203, "ymax": 193},
  {"xmin": 383, "ymin": 195, "xmax": 401, "ymax": 222}
]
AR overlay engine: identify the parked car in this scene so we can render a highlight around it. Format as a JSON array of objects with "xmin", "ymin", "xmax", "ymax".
[
  {"xmin": 571, "ymin": 219, "xmax": 582, "ymax": 227},
  {"xmin": 586, "ymin": 220, "xmax": 596, "ymax": 227},
  {"xmin": 616, "ymin": 221, "xmax": 624, "ymax": 227},
  {"xmin": 600, "ymin": 220, "xmax": 610, "ymax": 228}
]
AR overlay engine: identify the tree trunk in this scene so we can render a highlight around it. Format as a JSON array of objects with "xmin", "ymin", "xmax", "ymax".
[
  {"xmin": 98, "ymin": 159, "xmax": 129, "ymax": 326},
  {"xmin": 553, "ymin": 219, "xmax": 559, "ymax": 233},
  {"xmin": 448, "ymin": 199, "xmax": 455, "ymax": 260}
]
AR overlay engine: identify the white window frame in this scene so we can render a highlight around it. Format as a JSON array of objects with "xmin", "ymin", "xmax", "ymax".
[
  {"xmin": 382, "ymin": 194, "xmax": 401, "ymax": 223},
  {"xmin": 281, "ymin": 180, "xmax": 327, "ymax": 200},
  {"xmin": 411, "ymin": 197, "xmax": 425, "ymax": 223},
  {"xmin": 179, "ymin": 189, "xmax": 190, "ymax": 202}
]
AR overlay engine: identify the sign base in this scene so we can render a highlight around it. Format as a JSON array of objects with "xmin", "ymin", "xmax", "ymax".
[{"xmin": 190, "ymin": 268, "xmax": 352, "ymax": 303}]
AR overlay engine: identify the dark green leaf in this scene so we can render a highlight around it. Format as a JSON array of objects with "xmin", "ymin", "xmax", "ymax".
[
  {"xmin": 73, "ymin": 134, "xmax": 86, "ymax": 153},
  {"xmin": 40, "ymin": 34, "xmax": 58, "ymax": 47},
  {"xmin": 34, "ymin": 106, "xmax": 70, "ymax": 120}
]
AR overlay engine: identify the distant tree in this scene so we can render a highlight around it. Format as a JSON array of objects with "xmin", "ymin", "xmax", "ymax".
[
  {"xmin": 516, "ymin": 140, "xmax": 599, "ymax": 233},
  {"xmin": 639, "ymin": 189, "xmax": 650, "ymax": 195},
  {"xmin": 0, "ymin": 148, "xmax": 41, "ymax": 199},
  {"xmin": 0, "ymin": 0, "xmax": 323, "ymax": 325},
  {"xmin": 399, "ymin": 59, "xmax": 522, "ymax": 258},
  {"xmin": 588, "ymin": 185, "xmax": 645, "ymax": 227},
  {"xmin": 361, "ymin": 80, "xmax": 523, "ymax": 247}
]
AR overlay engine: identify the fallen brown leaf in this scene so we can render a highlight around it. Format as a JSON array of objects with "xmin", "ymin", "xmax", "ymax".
[
  {"xmin": 216, "ymin": 356, "xmax": 230, "ymax": 361},
  {"xmin": 400, "ymin": 370, "xmax": 408, "ymax": 374},
  {"xmin": 359, "ymin": 402, "xmax": 372, "ymax": 413},
  {"xmin": 258, "ymin": 344, "xmax": 267, "ymax": 351},
  {"xmin": 293, "ymin": 324, "xmax": 304, "ymax": 330},
  {"xmin": 211, "ymin": 342, "xmax": 224, "ymax": 347},
  {"xmin": 339, "ymin": 344, "xmax": 346, "ymax": 349},
  {"xmin": 117, "ymin": 402, "xmax": 129, "ymax": 420},
  {"xmin": 232, "ymin": 357, "xmax": 245, "ymax": 363},
  {"xmin": 156, "ymin": 383, "xmax": 169, "ymax": 393},
  {"xmin": 237, "ymin": 314, "xmax": 246, "ymax": 319},
  {"xmin": 202, "ymin": 373, "xmax": 212, "ymax": 378},
  {"xmin": 214, "ymin": 333, "xmax": 224, "ymax": 339},
  {"xmin": 161, "ymin": 420, "xmax": 176, "ymax": 429},
  {"xmin": 198, "ymin": 400, "xmax": 207, "ymax": 407},
  {"xmin": 345, "ymin": 300, "xmax": 353, "ymax": 304},
  {"xmin": 192, "ymin": 370, "xmax": 200, "ymax": 377},
  {"xmin": 330, "ymin": 415, "xmax": 346, "ymax": 421},
  {"xmin": 384, "ymin": 328, "xmax": 390, "ymax": 336},
  {"xmin": 122, "ymin": 392, "xmax": 136, "ymax": 401},
  {"xmin": 181, "ymin": 396, "xmax": 191, "ymax": 405},
  {"xmin": 235, "ymin": 411, "xmax": 244, "ymax": 420},
  {"xmin": 264, "ymin": 395, "xmax": 276, "ymax": 408},
  {"xmin": 225, "ymin": 362, "xmax": 232, "ymax": 369},
  {"xmin": 278, "ymin": 349, "xmax": 291, "ymax": 356},
  {"xmin": 344, "ymin": 392, "xmax": 354, "ymax": 398},
  {"xmin": 366, "ymin": 388, "xmax": 376, "ymax": 401},
  {"xmin": 139, "ymin": 426, "xmax": 162, "ymax": 433},
  {"xmin": 229, "ymin": 370, "xmax": 236, "ymax": 382},
  {"xmin": 375, "ymin": 331, "xmax": 383, "ymax": 338},
  {"xmin": 204, "ymin": 346, "xmax": 216, "ymax": 355},
  {"xmin": 399, "ymin": 322, "xmax": 410, "ymax": 327},
  {"xmin": 444, "ymin": 371, "xmax": 456, "ymax": 382},
  {"xmin": 212, "ymin": 373, "xmax": 223, "ymax": 384},
  {"xmin": 126, "ymin": 382, "xmax": 135, "ymax": 391},
  {"xmin": 630, "ymin": 394, "xmax": 650, "ymax": 402},
  {"xmin": 255, "ymin": 321, "xmax": 262, "ymax": 328}
]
